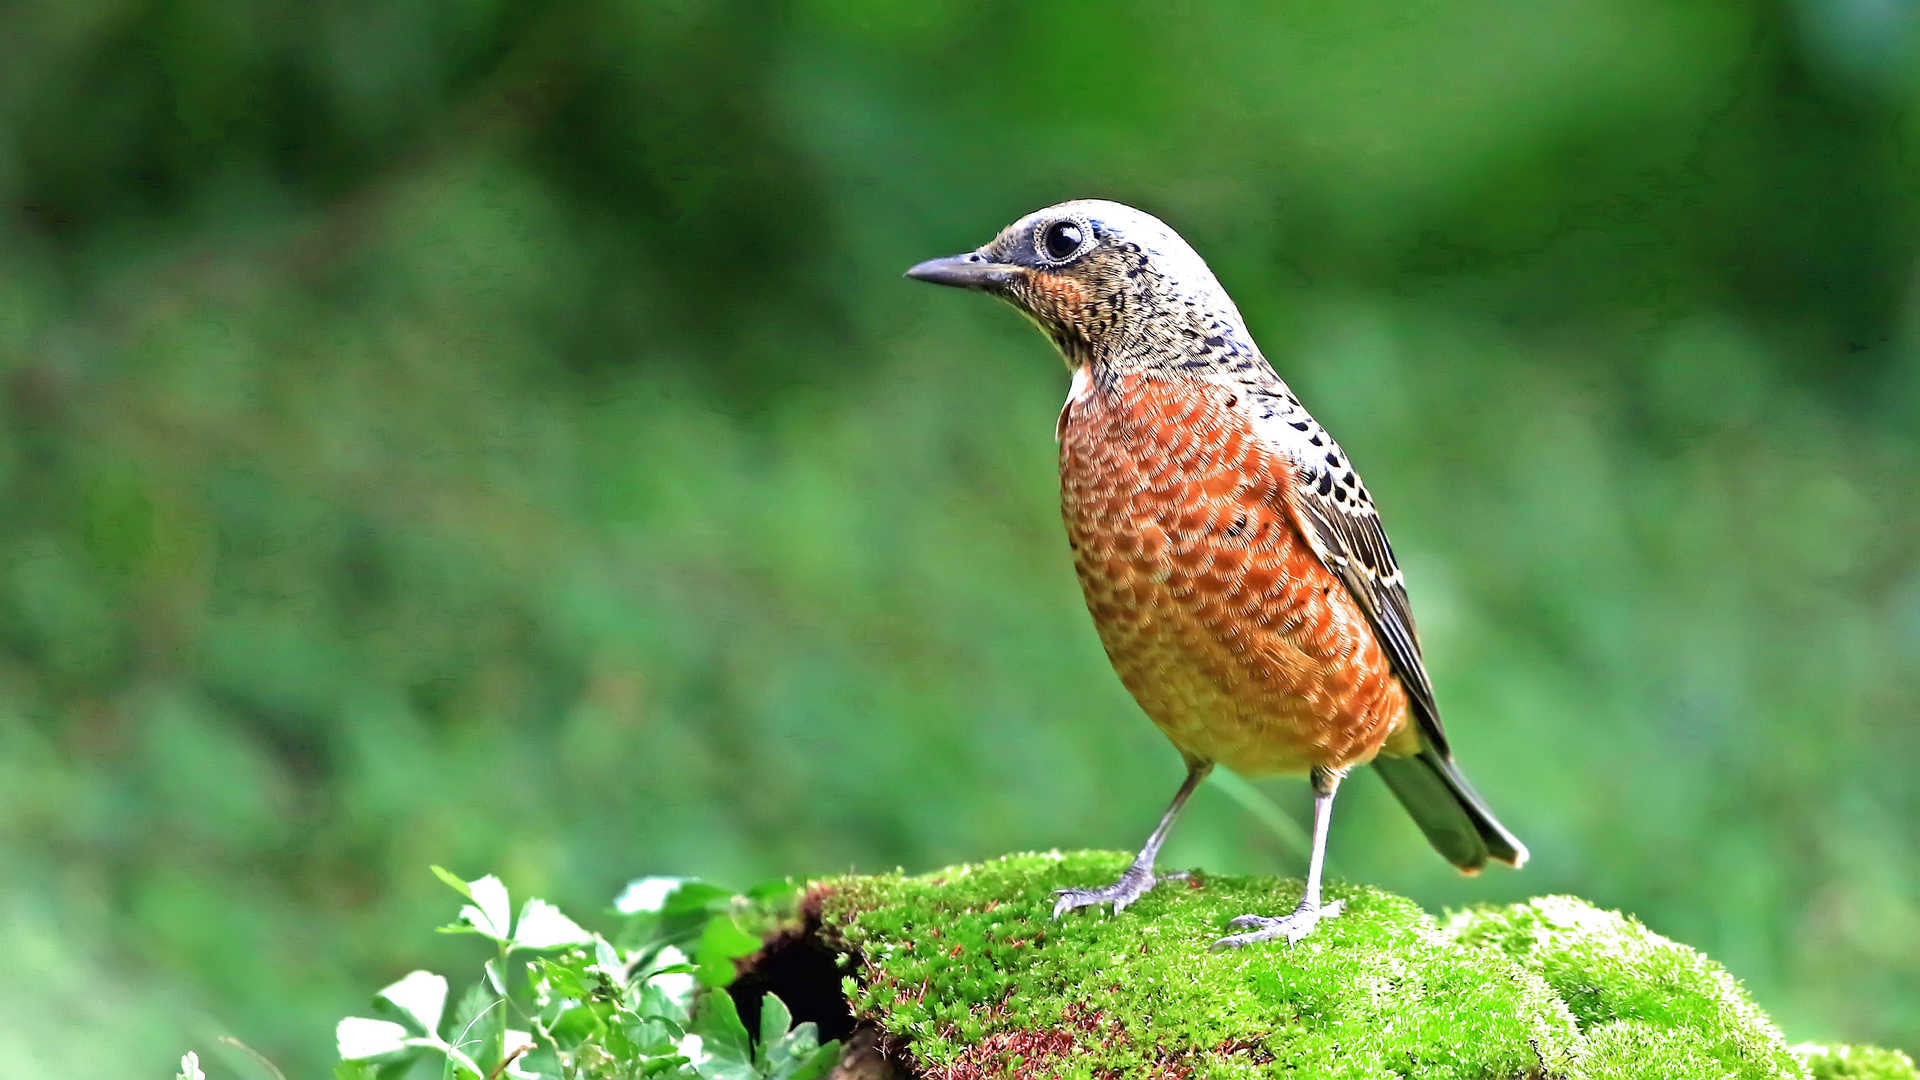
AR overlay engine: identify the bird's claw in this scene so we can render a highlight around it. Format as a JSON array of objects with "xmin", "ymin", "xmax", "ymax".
[
  {"xmin": 1051, "ymin": 865, "xmax": 1170, "ymax": 919},
  {"xmin": 1211, "ymin": 898, "xmax": 1344, "ymax": 950}
]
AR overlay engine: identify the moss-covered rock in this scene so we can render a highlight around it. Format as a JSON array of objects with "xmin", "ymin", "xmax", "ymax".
[
  {"xmin": 796, "ymin": 851, "xmax": 1914, "ymax": 1080},
  {"xmin": 1797, "ymin": 1044, "xmax": 1920, "ymax": 1080},
  {"xmin": 1445, "ymin": 896, "xmax": 1803, "ymax": 1079}
]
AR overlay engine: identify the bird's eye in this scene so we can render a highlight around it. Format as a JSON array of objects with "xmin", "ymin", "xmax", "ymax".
[{"xmin": 1041, "ymin": 220, "xmax": 1085, "ymax": 262}]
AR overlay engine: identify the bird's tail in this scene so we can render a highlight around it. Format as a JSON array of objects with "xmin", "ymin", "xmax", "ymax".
[{"xmin": 1371, "ymin": 747, "xmax": 1528, "ymax": 874}]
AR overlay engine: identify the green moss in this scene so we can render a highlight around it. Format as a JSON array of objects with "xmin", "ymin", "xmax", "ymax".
[
  {"xmin": 1444, "ymin": 896, "xmax": 1805, "ymax": 1079},
  {"xmin": 1796, "ymin": 1043, "xmax": 1920, "ymax": 1080},
  {"xmin": 810, "ymin": 852, "xmax": 1914, "ymax": 1080},
  {"xmin": 822, "ymin": 851, "xmax": 1577, "ymax": 1078}
]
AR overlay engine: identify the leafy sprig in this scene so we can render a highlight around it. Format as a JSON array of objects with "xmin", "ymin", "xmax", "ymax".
[{"xmin": 323, "ymin": 868, "xmax": 836, "ymax": 1080}]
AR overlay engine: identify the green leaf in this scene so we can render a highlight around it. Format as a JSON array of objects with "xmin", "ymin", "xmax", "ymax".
[
  {"xmin": 666, "ymin": 883, "xmax": 736, "ymax": 915},
  {"xmin": 781, "ymin": 1040, "xmax": 842, "ymax": 1080},
  {"xmin": 376, "ymin": 970, "xmax": 449, "ymax": 1035},
  {"xmin": 447, "ymin": 982, "xmax": 502, "ymax": 1065},
  {"xmin": 696, "ymin": 1059, "xmax": 760, "ymax": 1080},
  {"xmin": 512, "ymin": 898, "xmax": 591, "ymax": 951},
  {"xmin": 590, "ymin": 936, "xmax": 626, "ymax": 981},
  {"xmin": 621, "ymin": 882, "xmax": 747, "ymax": 964},
  {"xmin": 615, "ymin": 876, "xmax": 695, "ymax": 915},
  {"xmin": 535, "ymin": 957, "xmax": 591, "ymax": 1001},
  {"xmin": 694, "ymin": 916, "xmax": 762, "ymax": 988},
  {"xmin": 623, "ymin": 1016, "xmax": 682, "ymax": 1057},
  {"xmin": 440, "ymin": 1044, "xmax": 486, "ymax": 1080},
  {"xmin": 337, "ymin": 1017, "xmax": 412, "ymax": 1061},
  {"xmin": 431, "ymin": 865, "xmax": 474, "ymax": 901},
  {"xmin": 689, "ymin": 988, "xmax": 752, "ymax": 1066},
  {"xmin": 554, "ymin": 1001, "xmax": 611, "ymax": 1043},
  {"xmin": 762, "ymin": 1015, "xmax": 836, "ymax": 1080},
  {"xmin": 755, "ymin": 993, "xmax": 792, "ymax": 1068},
  {"xmin": 638, "ymin": 977, "xmax": 693, "ymax": 1029},
  {"xmin": 777, "ymin": 1020, "xmax": 817, "ymax": 1056},
  {"xmin": 513, "ymin": 1045, "xmax": 565, "ymax": 1080},
  {"xmin": 618, "ymin": 877, "xmax": 733, "ymax": 917},
  {"xmin": 743, "ymin": 880, "xmax": 798, "ymax": 904},
  {"xmin": 483, "ymin": 956, "xmax": 509, "ymax": 996},
  {"xmin": 460, "ymin": 875, "xmax": 513, "ymax": 941}
]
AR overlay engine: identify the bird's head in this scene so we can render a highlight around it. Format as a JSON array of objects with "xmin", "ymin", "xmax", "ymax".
[{"xmin": 906, "ymin": 199, "xmax": 1254, "ymax": 372}]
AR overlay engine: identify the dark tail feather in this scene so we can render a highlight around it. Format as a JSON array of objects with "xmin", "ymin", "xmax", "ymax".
[{"xmin": 1371, "ymin": 748, "xmax": 1528, "ymax": 873}]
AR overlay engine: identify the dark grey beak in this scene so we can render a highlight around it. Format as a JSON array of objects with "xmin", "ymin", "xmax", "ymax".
[{"xmin": 904, "ymin": 251, "xmax": 1024, "ymax": 291}]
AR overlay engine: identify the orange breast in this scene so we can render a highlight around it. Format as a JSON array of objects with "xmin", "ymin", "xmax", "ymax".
[{"xmin": 1058, "ymin": 369, "xmax": 1410, "ymax": 776}]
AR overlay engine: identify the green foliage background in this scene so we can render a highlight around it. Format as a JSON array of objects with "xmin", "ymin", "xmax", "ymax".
[{"xmin": 1, "ymin": 1, "xmax": 1915, "ymax": 1076}]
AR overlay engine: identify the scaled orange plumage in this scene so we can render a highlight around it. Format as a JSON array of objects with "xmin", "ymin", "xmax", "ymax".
[{"xmin": 1060, "ymin": 368, "xmax": 1417, "ymax": 779}]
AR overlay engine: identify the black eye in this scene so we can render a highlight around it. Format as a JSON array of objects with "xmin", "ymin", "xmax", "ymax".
[{"xmin": 1042, "ymin": 220, "xmax": 1085, "ymax": 261}]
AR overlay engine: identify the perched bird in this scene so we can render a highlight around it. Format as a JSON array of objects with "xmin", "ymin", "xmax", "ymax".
[{"xmin": 906, "ymin": 200, "xmax": 1526, "ymax": 947}]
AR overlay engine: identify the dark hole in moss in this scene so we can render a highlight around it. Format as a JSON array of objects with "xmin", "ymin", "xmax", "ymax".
[
  {"xmin": 725, "ymin": 889, "xmax": 920, "ymax": 1078},
  {"xmin": 729, "ymin": 889, "xmax": 856, "ymax": 1044},
  {"xmin": 729, "ymin": 889, "xmax": 917, "ymax": 1077}
]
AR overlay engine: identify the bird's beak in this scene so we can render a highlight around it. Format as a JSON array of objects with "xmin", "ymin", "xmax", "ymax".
[{"xmin": 904, "ymin": 251, "xmax": 1024, "ymax": 292}]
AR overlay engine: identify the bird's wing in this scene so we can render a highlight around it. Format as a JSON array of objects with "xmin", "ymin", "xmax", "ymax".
[{"xmin": 1246, "ymin": 388, "xmax": 1450, "ymax": 754}]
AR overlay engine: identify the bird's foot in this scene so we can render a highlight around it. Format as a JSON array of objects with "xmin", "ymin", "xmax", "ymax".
[
  {"xmin": 1210, "ymin": 897, "xmax": 1345, "ymax": 950},
  {"xmin": 1052, "ymin": 863, "xmax": 1186, "ymax": 919}
]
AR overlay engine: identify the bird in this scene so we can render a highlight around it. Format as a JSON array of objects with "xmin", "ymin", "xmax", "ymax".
[{"xmin": 905, "ymin": 200, "xmax": 1527, "ymax": 948}]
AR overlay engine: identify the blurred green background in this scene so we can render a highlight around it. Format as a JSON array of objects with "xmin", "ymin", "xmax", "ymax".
[{"xmin": 3, "ymin": 0, "xmax": 1917, "ymax": 1075}]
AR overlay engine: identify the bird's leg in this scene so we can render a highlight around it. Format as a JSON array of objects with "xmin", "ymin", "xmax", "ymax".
[
  {"xmin": 1053, "ymin": 760, "xmax": 1212, "ymax": 919},
  {"xmin": 1213, "ymin": 767, "xmax": 1347, "ymax": 948}
]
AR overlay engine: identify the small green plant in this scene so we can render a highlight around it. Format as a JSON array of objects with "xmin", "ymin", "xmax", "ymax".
[{"xmin": 330, "ymin": 868, "xmax": 839, "ymax": 1080}]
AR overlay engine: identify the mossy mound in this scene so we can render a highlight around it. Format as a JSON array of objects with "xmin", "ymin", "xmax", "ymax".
[
  {"xmin": 1445, "ymin": 896, "xmax": 1802, "ymax": 1079},
  {"xmin": 804, "ymin": 851, "xmax": 1915, "ymax": 1080},
  {"xmin": 1797, "ymin": 1044, "xmax": 1920, "ymax": 1080}
]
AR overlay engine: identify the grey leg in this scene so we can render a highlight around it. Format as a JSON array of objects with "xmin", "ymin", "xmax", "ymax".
[
  {"xmin": 1053, "ymin": 759, "xmax": 1213, "ymax": 918},
  {"xmin": 1212, "ymin": 767, "xmax": 1346, "ymax": 948}
]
